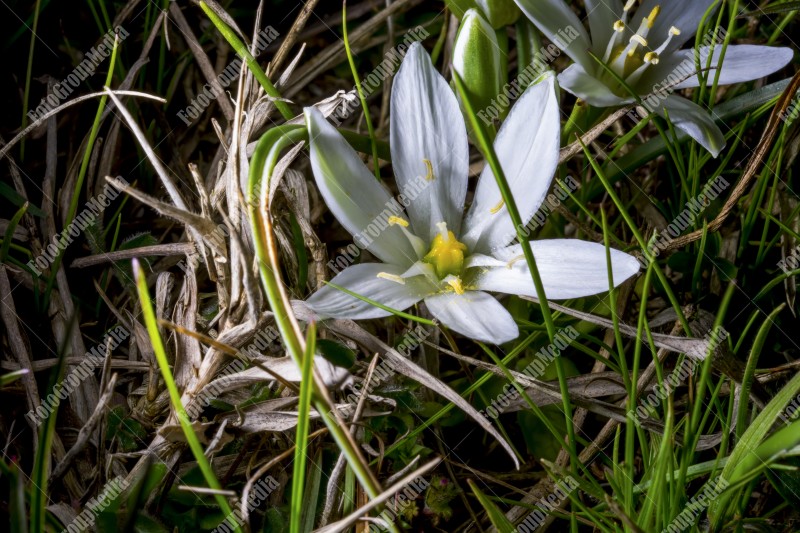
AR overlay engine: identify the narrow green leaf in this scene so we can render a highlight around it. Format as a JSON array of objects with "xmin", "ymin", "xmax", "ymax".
[
  {"xmin": 44, "ymin": 31, "xmax": 120, "ymax": 307},
  {"xmin": 199, "ymin": 1, "xmax": 293, "ymax": 120},
  {"xmin": 710, "ymin": 363, "xmax": 800, "ymax": 525},
  {"xmin": 736, "ymin": 304, "xmax": 785, "ymax": 438},
  {"xmin": 342, "ymin": 1, "xmax": 380, "ymax": 179},
  {"xmin": 290, "ymin": 322, "xmax": 316, "ymax": 533},
  {"xmin": 132, "ymin": 259, "xmax": 239, "ymax": 532},
  {"xmin": 247, "ymin": 125, "xmax": 395, "ymax": 531}
]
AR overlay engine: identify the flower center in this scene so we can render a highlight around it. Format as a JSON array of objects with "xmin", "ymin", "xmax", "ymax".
[
  {"xmin": 423, "ymin": 222, "xmax": 467, "ymax": 279},
  {"xmin": 603, "ymin": 3, "xmax": 681, "ymax": 85}
]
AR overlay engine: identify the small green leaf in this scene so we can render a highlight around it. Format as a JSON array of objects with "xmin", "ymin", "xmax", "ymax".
[{"xmin": 0, "ymin": 369, "xmax": 29, "ymax": 387}]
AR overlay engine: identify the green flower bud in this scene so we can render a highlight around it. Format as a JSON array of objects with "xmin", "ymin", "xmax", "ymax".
[
  {"xmin": 446, "ymin": 0, "xmax": 520, "ymax": 29},
  {"xmin": 453, "ymin": 9, "xmax": 503, "ymax": 122}
]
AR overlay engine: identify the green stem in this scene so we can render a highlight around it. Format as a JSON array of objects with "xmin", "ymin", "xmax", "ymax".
[
  {"xmin": 562, "ymin": 99, "xmax": 587, "ymax": 145},
  {"xmin": 453, "ymin": 71, "xmax": 579, "ymax": 470}
]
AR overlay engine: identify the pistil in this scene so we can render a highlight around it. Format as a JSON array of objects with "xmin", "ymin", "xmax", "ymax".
[{"xmin": 423, "ymin": 222, "xmax": 468, "ymax": 279}]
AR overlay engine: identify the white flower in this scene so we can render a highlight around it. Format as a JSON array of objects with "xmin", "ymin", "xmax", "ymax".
[
  {"xmin": 514, "ymin": 0, "xmax": 794, "ymax": 156},
  {"xmin": 304, "ymin": 42, "xmax": 639, "ymax": 345}
]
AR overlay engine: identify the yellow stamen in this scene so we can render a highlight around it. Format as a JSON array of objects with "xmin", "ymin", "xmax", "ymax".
[
  {"xmin": 653, "ymin": 26, "xmax": 682, "ymax": 56},
  {"xmin": 644, "ymin": 51, "xmax": 659, "ymax": 64},
  {"xmin": 623, "ymin": 0, "xmax": 636, "ymax": 11},
  {"xmin": 627, "ymin": 34, "xmax": 647, "ymax": 56},
  {"xmin": 490, "ymin": 199, "xmax": 505, "ymax": 214},
  {"xmin": 506, "ymin": 254, "xmax": 525, "ymax": 269},
  {"xmin": 613, "ymin": 20, "xmax": 625, "ymax": 32},
  {"xmin": 629, "ymin": 34, "xmax": 648, "ymax": 47},
  {"xmin": 446, "ymin": 277, "xmax": 465, "ymax": 295},
  {"xmin": 423, "ymin": 158, "xmax": 435, "ymax": 181},
  {"xmin": 376, "ymin": 272, "xmax": 406, "ymax": 285},
  {"xmin": 387, "ymin": 216, "xmax": 409, "ymax": 227},
  {"xmin": 646, "ymin": 5, "xmax": 661, "ymax": 27}
]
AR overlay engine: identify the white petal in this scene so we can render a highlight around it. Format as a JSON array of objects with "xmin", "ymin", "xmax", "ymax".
[
  {"xmin": 657, "ymin": 95, "xmax": 726, "ymax": 158},
  {"xmin": 306, "ymin": 264, "xmax": 433, "ymax": 319},
  {"xmin": 424, "ymin": 291, "xmax": 519, "ymax": 344},
  {"xmin": 256, "ymin": 356, "xmax": 352, "ymax": 388},
  {"xmin": 558, "ymin": 64, "xmax": 631, "ymax": 107},
  {"xmin": 514, "ymin": 0, "xmax": 593, "ymax": 68},
  {"xmin": 586, "ymin": 0, "xmax": 623, "ymax": 56},
  {"xmin": 671, "ymin": 45, "xmax": 794, "ymax": 90},
  {"xmin": 630, "ymin": 0, "xmax": 718, "ymax": 54},
  {"xmin": 475, "ymin": 239, "xmax": 640, "ymax": 299},
  {"xmin": 305, "ymin": 107, "xmax": 420, "ymax": 266},
  {"xmin": 462, "ymin": 74, "xmax": 561, "ymax": 254},
  {"xmin": 390, "ymin": 42, "xmax": 469, "ymax": 242}
]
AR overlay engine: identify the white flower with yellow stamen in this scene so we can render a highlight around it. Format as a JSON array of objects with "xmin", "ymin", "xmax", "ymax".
[
  {"xmin": 514, "ymin": 0, "xmax": 794, "ymax": 157},
  {"xmin": 304, "ymin": 42, "xmax": 639, "ymax": 344}
]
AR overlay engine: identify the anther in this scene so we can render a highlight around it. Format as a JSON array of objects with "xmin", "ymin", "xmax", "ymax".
[
  {"xmin": 423, "ymin": 158, "xmax": 435, "ymax": 181},
  {"xmin": 376, "ymin": 272, "xmax": 406, "ymax": 285},
  {"xmin": 654, "ymin": 26, "xmax": 682, "ymax": 55},
  {"xmin": 505, "ymin": 254, "xmax": 525, "ymax": 269},
  {"xmin": 646, "ymin": 5, "xmax": 661, "ymax": 27},
  {"xmin": 627, "ymin": 34, "xmax": 648, "ymax": 57},
  {"xmin": 388, "ymin": 216, "xmax": 409, "ymax": 227},
  {"xmin": 630, "ymin": 34, "xmax": 648, "ymax": 48}
]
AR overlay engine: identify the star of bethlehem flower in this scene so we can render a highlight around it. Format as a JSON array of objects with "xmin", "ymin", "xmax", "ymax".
[
  {"xmin": 514, "ymin": 0, "xmax": 794, "ymax": 156},
  {"xmin": 303, "ymin": 42, "xmax": 639, "ymax": 345}
]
